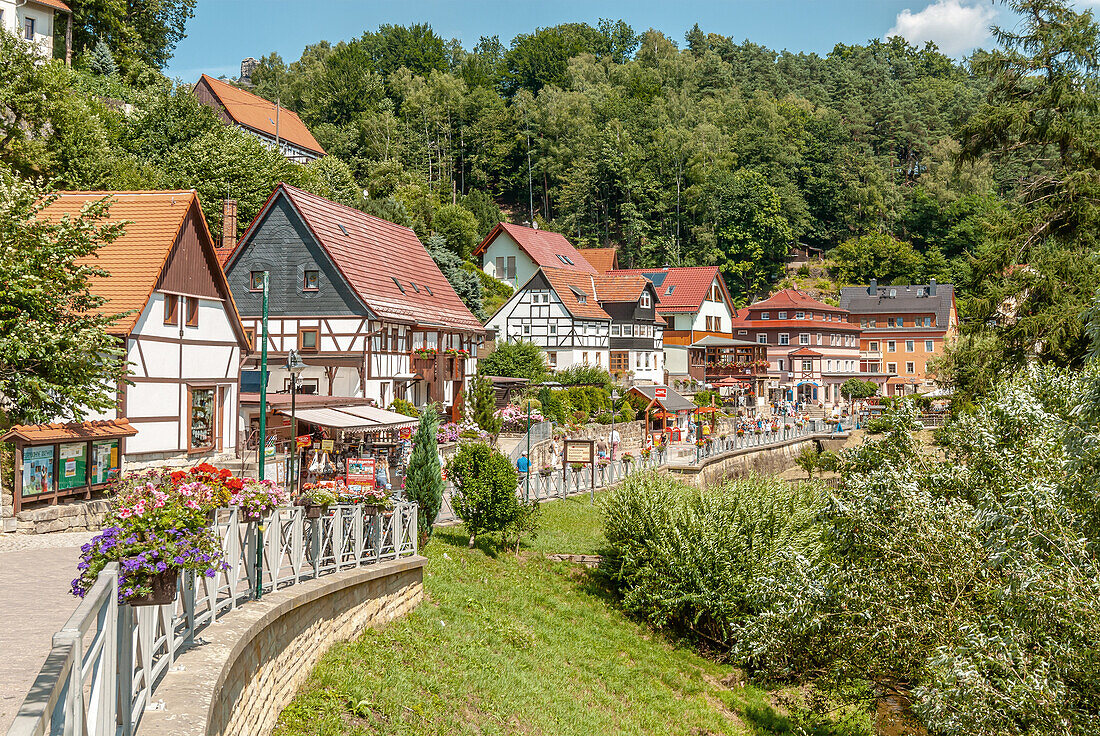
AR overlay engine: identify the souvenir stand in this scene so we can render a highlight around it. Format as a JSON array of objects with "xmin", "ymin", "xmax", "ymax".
[{"xmin": 274, "ymin": 405, "xmax": 418, "ymax": 495}]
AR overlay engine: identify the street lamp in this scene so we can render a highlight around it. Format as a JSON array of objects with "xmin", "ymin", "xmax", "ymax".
[{"xmin": 287, "ymin": 349, "xmax": 306, "ymax": 497}]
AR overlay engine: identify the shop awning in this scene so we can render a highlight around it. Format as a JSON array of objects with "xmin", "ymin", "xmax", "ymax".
[{"xmin": 277, "ymin": 404, "xmax": 417, "ymax": 431}]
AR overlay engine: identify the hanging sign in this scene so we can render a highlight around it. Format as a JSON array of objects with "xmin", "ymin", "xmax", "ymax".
[
  {"xmin": 398, "ymin": 427, "xmax": 413, "ymax": 440},
  {"xmin": 321, "ymin": 439, "xmax": 334, "ymax": 452},
  {"xmin": 654, "ymin": 387, "xmax": 667, "ymax": 400},
  {"xmin": 296, "ymin": 434, "xmax": 312, "ymax": 448},
  {"xmin": 346, "ymin": 458, "xmax": 376, "ymax": 492}
]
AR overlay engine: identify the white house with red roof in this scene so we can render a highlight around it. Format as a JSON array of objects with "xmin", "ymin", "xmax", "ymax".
[
  {"xmin": 1, "ymin": 0, "xmax": 70, "ymax": 59},
  {"xmin": 485, "ymin": 267, "xmax": 665, "ymax": 383},
  {"xmin": 224, "ymin": 184, "xmax": 486, "ymax": 423},
  {"xmin": 730, "ymin": 289, "xmax": 881, "ymax": 404},
  {"xmin": 474, "ymin": 222, "xmax": 596, "ymax": 290}
]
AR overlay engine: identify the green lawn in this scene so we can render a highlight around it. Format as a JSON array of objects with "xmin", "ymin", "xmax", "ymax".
[{"xmin": 274, "ymin": 494, "xmax": 869, "ymax": 736}]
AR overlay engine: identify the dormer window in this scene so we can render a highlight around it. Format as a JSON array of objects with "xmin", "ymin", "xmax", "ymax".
[
  {"xmin": 778, "ymin": 311, "xmax": 787, "ymax": 319},
  {"xmin": 303, "ymin": 270, "xmax": 319, "ymax": 291},
  {"xmin": 761, "ymin": 312, "xmax": 770, "ymax": 320},
  {"xmin": 640, "ymin": 291, "xmax": 652, "ymax": 308},
  {"xmin": 665, "ymin": 285, "xmax": 675, "ymax": 295},
  {"xmin": 795, "ymin": 311, "xmax": 805, "ymax": 320}
]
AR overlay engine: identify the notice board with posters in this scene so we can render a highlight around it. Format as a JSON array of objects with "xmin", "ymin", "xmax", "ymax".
[
  {"xmin": 58, "ymin": 443, "xmax": 88, "ymax": 491},
  {"xmin": 90, "ymin": 439, "xmax": 120, "ymax": 485},
  {"xmin": 21, "ymin": 446, "xmax": 55, "ymax": 497},
  {"xmin": 346, "ymin": 458, "xmax": 376, "ymax": 493}
]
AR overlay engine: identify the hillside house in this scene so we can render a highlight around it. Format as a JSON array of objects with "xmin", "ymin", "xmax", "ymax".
[
  {"xmin": 474, "ymin": 223, "xmax": 596, "ymax": 290},
  {"xmin": 1, "ymin": 0, "xmax": 69, "ymax": 60}
]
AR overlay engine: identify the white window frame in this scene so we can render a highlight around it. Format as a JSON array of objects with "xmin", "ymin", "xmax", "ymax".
[
  {"xmin": 778, "ymin": 311, "xmax": 787, "ymax": 319},
  {"xmin": 761, "ymin": 312, "xmax": 770, "ymax": 320},
  {"xmin": 887, "ymin": 340, "xmax": 896, "ymax": 353},
  {"xmin": 779, "ymin": 333, "xmax": 789, "ymax": 345},
  {"xmin": 925, "ymin": 340, "xmax": 934, "ymax": 352},
  {"xmin": 795, "ymin": 311, "xmax": 805, "ymax": 320},
  {"xmin": 906, "ymin": 340, "xmax": 915, "ymax": 352},
  {"xmin": 757, "ymin": 334, "xmax": 768, "ymax": 344},
  {"xmin": 798, "ymin": 333, "xmax": 809, "ymax": 345},
  {"xmin": 640, "ymin": 291, "xmax": 651, "ymax": 308},
  {"xmin": 906, "ymin": 361, "xmax": 915, "ymax": 374}
]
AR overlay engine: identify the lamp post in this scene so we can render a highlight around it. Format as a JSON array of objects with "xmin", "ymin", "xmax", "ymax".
[
  {"xmin": 287, "ymin": 349, "xmax": 306, "ymax": 497},
  {"xmin": 255, "ymin": 271, "xmax": 269, "ymax": 601}
]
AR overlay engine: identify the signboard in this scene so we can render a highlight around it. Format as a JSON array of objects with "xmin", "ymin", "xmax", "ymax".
[
  {"xmin": 398, "ymin": 427, "xmax": 413, "ymax": 440},
  {"xmin": 22, "ymin": 446, "xmax": 55, "ymax": 497},
  {"xmin": 264, "ymin": 444, "xmax": 276, "ymax": 458},
  {"xmin": 295, "ymin": 434, "xmax": 312, "ymax": 448},
  {"xmin": 264, "ymin": 459, "xmax": 286, "ymax": 485},
  {"xmin": 654, "ymin": 387, "xmax": 667, "ymax": 400},
  {"xmin": 346, "ymin": 458, "xmax": 376, "ymax": 492},
  {"xmin": 58, "ymin": 443, "xmax": 88, "ymax": 491},
  {"xmin": 90, "ymin": 439, "xmax": 120, "ymax": 485},
  {"xmin": 321, "ymin": 439, "xmax": 334, "ymax": 452},
  {"xmin": 563, "ymin": 440, "xmax": 595, "ymax": 465}
]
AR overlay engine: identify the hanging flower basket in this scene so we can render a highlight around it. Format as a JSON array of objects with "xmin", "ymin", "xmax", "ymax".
[{"xmin": 126, "ymin": 566, "xmax": 179, "ymax": 606}]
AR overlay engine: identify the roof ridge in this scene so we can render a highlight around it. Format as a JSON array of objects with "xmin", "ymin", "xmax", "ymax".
[{"xmin": 280, "ymin": 183, "xmax": 420, "ymax": 238}]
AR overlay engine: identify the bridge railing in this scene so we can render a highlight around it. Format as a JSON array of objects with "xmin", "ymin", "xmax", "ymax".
[{"xmin": 7, "ymin": 502, "xmax": 419, "ymax": 736}]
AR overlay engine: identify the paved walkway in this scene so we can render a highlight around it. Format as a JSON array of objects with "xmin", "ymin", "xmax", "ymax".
[{"xmin": 0, "ymin": 531, "xmax": 93, "ymax": 733}]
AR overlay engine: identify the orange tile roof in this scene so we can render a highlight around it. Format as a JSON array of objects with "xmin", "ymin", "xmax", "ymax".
[
  {"xmin": 749, "ymin": 288, "xmax": 845, "ymax": 313},
  {"xmin": 579, "ymin": 247, "xmax": 618, "ymax": 273},
  {"xmin": 607, "ymin": 266, "xmax": 724, "ymax": 313},
  {"xmin": 28, "ymin": 0, "xmax": 70, "ymax": 11},
  {"xmin": 539, "ymin": 268, "xmax": 611, "ymax": 320},
  {"xmin": 2, "ymin": 419, "xmax": 137, "ymax": 444},
  {"xmin": 37, "ymin": 191, "xmax": 198, "ymax": 335},
  {"xmin": 197, "ymin": 75, "xmax": 325, "ymax": 156},
  {"xmin": 593, "ymin": 273, "xmax": 647, "ymax": 302}
]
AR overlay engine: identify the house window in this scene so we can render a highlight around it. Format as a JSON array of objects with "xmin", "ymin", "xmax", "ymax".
[
  {"xmin": 610, "ymin": 352, "xmax": 628, "ymax": 372},
  {"xmin": 778, "ymin": 359, "xmax": 784, "ymax": 370},
  {"xmin": 284, "ymin": 377, "xmax": 319, "ymax": 393},
  {"xmin": 887, "ymin": 340, "xmax": 896, "ymax": 353},
  {"xmin": 582, "ymin": 352, "xmax": 589, "ymax": 363},
  {"xmin": 779, "ymin": 333, "xmax": 789, "ymax": 345},
  {"xmin": 299, "ymin": 328, "xmax": 319, "ymax": 352},
  {"xmin": 549, "ymin": 323, "xmax": 557, "ymax": 335},
  {"xmin": 303, "ymin": 270, "xmax": 319, "ymax": 291},
  {"xmin": 795, "ymin": 311, "xmax": 805, "ymax": 320},
  {"xmin": 610, "ymin": 324, "xmax": 620, "ymax": 337},
  {"xmin": 523, "ymin": 324, "xmax": 531, "ymax": 335},
  {"xmin": 185, "ymin": 297, "xmax": 199, "ymax": 327},
  {"xmin": 906, "ymin": 362, "xmax": 915, "ymax": 374},
  {"xmin": 869, "ymin": 341, "xmax": 879, "ymax": 351},
  {"xmin": 887, "ymin": 362, "xmax": 897, "ymax": 374},
  {"xmin": 24, "ymin": 17, "xmax": 35, "ymax": 40},
  {"xmin": 925, "ymin": 340, "xmax": 934, "ymax": 352},
  {"xmin": 737, "ymin": 329, "xmax": 747, "ymax": 336},
  {"xmin": 188, "ymin": 386, "xmax": 217, "ymax": 452},
  {"xmin": 164, "ymin": 294, "xmax": 179, "ymax": 326},
  {"xmin": 244, "ymin": 328, "xmax": 255, "ymax": 349},
  {"xmin": 778, "ymin": 311, "xmax": 787, "ymax": 319},
  {"xmin": 799, "ymin": 334, "xmax": 810, "ymax": 345},
  {"xmin": 757, "ymin": 334, "xmax": 768, "ymax": 344},
  {"xmin": 495, "ymin": 257, "xmax": 505, "ymax": 277},
  {"xmin": 249, "ymin": 271, "xmax": 265, "ymax": 291},
  {"xmin": 507, "ymin": 256, "xmax": 516, "ymax": 279},
  {"xmin": 760, "ymin": 312, "xmax": 770, "ymax": 320},
  {"xmin": 547, "ymin": 352, "xmax": 557, "ymax": 366},
  {"xmin": 906, "ymin": 340, "xmax": 915, "ymax": 352},
  {"xmin": 826, "ymin": 360, "xmax": 832, "ymax": 371},
  {"xmin": 869, "ymin": 318, "xmax": 877, "ymax": 327},
  {"xmin": 622, "ymin": 324, "xmax": 633, "ymax": 336},
  {"xmin": 888, "ymin": 317, "xmax": 897, "ymax": 328},
  {"xmin": 924, "ymin": 316, "xmax": 933, "ymax": 327},
  {"xmin": 802, "ymin": 360, "xmax": 813, "ymax": 372},
  {"xmin": 640, "ymin": 291, "xmax": 651, "ymax": 308},
  {"xmin": 860, "ymin": 318, "xmax": 868, "ymax": 328}
]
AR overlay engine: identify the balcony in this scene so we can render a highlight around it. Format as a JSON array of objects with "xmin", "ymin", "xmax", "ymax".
[
  {"xmin": 704, "ymin": 361, "xmax": 770, "ymax": 379},
  {"xmin": 411, "ymin": 349, "xmax": 468, "ymax": 383},
  {"xmin": 860, "ymin": 349, "xmax": 882, "ymax": 359}
]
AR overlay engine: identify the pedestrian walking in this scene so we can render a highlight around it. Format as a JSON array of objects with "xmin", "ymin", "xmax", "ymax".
[{"xmin": 609, "ymin": 427, "xmax": 621, "ymax": 459}]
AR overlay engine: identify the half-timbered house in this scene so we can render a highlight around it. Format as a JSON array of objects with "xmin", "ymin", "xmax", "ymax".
[
  {"xmin": 485, "ymin": 268, "xmax": 665, "ymax": 383},
  {"xmin": 223, "ymin": 184, "xmax": 485, "ymax": 419},
  {"xmin": 36, "ymin": 190, "xmax": 250, "ymax": 466}
]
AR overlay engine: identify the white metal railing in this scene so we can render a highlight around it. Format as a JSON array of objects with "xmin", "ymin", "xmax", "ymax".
[{"xmin": 7, "ymin": 502, "xmax": 418, "ymax": 736}]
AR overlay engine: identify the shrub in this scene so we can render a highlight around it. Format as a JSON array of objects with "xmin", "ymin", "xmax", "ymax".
[
  {"xmin": 389, "ymin": 398, "xmax": 419, "ymax": 418},
  {"xmin": 404, "ymin": 406, "xmax": 444, "ymax": 546},
  {"xmin": 555, "ymin": 364, "xmax": 613, "ymax": 389},
  {"xmin": 447, "ymin": 442, "xmax": 520, "ymax": 548},
  {"xmin": 479, "ymin": 341, "xmax": 549, "ymax": 382},
  {"xmin": 470, "ymin": 373, "xmax": 501, "ymax": 434},
  {"xmin": 601, "ymin": 471, "xmax": 824, "ymax": 646}
]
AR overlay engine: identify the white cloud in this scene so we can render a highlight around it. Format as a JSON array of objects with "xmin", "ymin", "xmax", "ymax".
[{"xmin": 886, "ymin": 1, "xmax": 997, "ymax": 56}]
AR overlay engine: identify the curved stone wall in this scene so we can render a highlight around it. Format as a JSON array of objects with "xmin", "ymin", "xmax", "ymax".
[{"xmin": 142, "ymin": 556, "xmax": 425, "ymax": 736}]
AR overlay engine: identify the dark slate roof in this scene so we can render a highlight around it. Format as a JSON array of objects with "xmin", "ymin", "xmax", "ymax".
[
  {"xmin": 839, "ymin": 284, "xmax": 956, "ymax": 327},
  {"xmin": 628, "ymin": 384, "xmax": 695, "ymax": 413}
]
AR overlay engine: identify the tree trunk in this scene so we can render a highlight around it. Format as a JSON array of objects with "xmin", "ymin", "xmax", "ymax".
[{"xmin": 468, "ymin": 534, "xmax": 476, "ymax": 548}]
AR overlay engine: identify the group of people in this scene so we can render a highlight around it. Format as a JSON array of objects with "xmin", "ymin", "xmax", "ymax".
[{"xmin": 515, "ymin": 428, "xmax": 623, "ymax": 475}]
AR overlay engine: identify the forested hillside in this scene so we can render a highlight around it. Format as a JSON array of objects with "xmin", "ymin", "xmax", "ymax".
[{"xmin": 248, "ymin": 24, "xmax": 996, "ymax": 300}]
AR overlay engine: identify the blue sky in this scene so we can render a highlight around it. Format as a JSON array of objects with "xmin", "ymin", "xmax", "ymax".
[{"xmin": 165, "ymin": 0, "xmax": 1025, "ymax": 82}]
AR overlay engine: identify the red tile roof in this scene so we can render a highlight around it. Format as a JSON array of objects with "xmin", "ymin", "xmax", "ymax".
[
  {"xmin": 475, "ymin": 223, "xmax": 597, "ymax": 274},
  {"xmin": 579, "ymin": 247, "xmax": 618, "ymax": 273},
  {"xmin": 37, "ymin": 191, "xmax": 196, "ymax": 335},
  {"xmin": 748, "ymin": 289, "xmax": 846, "ymax": 314},
  {"xmin": 242, "ymin": 184, "xmax": 483, "ymax": 332},
  {"xmin": 1, "ymin": 419, "xmax": 136, "ymax": 443},
  {"xmin": 787, "ymin": 347, "xmax": 823, "ymax": 357},
  {"xmin": 606, "ymin": 266, "xmax": 723, "ymax": 313},
  {"xmin": 196, "ymin": 75, "xmax": 325, "ymax": 156},
  {"xmin": 28, "ymin": 0, "xmax": 70, "ymax": 11}
]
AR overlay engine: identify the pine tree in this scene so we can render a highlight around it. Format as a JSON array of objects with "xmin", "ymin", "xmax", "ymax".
[
  {"xmin": 88, "ymin": 38, "xmax": 118, "ymax": 77},
  {"xmin": 404, "ymin": 405, "xmax": 443, "ymax": 546},
  {"xmin": 471, "ymin": 373, "xmax": 501, "ymax": 435}
]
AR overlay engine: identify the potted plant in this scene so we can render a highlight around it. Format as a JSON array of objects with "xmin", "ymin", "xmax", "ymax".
[
  {"xmin": 296, "ymin": 484, "xmax": 336, "ymax": 519},
  {"xmin": 569, "ymin": 462, "xmax": 585, "ymax": 473},
  {"xmin": 621, "ymin": 452, "xmax": 634, "ymax": 464},
  {"xmin": 539, "ymin": 465, "xmax": 554, "ymax": 477},
  {"xmin": 360, "ymin": 486, "xmax": 393, "ymax": 511},
  {"xmin": 230, "ymin": 478, "xmax": 288, "ymax": 522},
  {"xmin": 640, "ymin": 446, "xmax": 652, "ymax": 460}
]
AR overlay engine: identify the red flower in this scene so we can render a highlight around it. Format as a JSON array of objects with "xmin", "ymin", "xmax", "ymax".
[
  {"xmin": 170, "ymin": 471, "xmax": 186, "ymax": 483},
  {"xmin": 226, "ymin": 478, "xmax": 244, "ymax": 491},
  {"xmin": 218, "ymin": 468, "xmax": 232, "ymax": 479}
]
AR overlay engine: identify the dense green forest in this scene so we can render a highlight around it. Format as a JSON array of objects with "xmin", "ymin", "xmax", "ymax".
[{"xmin": 3, "ymin": 0, "xmax": 1099, "ymax": 400}]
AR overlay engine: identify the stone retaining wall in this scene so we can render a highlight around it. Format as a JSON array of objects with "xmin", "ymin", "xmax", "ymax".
[
  {"xmin": 3, "ymin": 498, "xmax": 111, "ymax": 535},
  {"xmin": 141, "ymin": 556, "xmax": 426, "ymax": 736},
  {"xmin": 665, "ymin": 434, "xmax": 840, "ymax": 487}
]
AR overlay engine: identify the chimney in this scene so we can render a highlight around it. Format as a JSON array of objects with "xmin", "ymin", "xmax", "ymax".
[
  {"xmin": 222, "ymin": 199, "xmax": 238, "ymax": 251},
  {"xmin": 868, "ymin": 278, "xmax": 877, "ymax": 296},
  {"xmin": 929, "ymin": 278, "xmax": 937, "ymax": 296}
]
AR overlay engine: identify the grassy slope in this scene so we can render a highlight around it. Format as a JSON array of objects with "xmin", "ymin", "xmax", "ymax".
[{"xmin": 274, "ymin": 494, "xmax": 867, "ymax": 736}]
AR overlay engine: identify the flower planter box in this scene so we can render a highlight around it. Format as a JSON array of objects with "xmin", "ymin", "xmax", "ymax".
[{"xmin": 127, "ymin": 568, "xmax": 179, "ymax": 606}]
